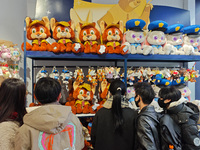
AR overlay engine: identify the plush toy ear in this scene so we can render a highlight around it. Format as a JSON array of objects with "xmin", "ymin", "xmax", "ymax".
[
  {"xmin": 25, "ymin": 17, "xmax": 32, "ymax": 28},
  {"xmin": 91, "ymin": 84, "xmax": 96, "ymax": 95},
  {"xmin": 50, "ymin": 18, "xmax": 56, "ymax": 31},
  {"xmin": 100, "ymin": 21, "xmax": 106, "ymax": 34},
  {"xmin": 118, "ymin": 20, "xmax": 124, "ymax": 33},
  {"xmin": 73, "ymin": 80, "xmax": 80, "ymax": 91},
  {"xmin": 70, "ymin": 20, "xmax": 75, "ymax": 31},
  {"xmin": 42, "ymin": 16, "xmax": 50, "ymax": 30}
]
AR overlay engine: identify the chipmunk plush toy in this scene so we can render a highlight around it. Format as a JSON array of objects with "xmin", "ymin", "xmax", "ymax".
[
  {"xmin": 77, "ymin": 22, "xmax": 100, "ymax": 53},
  {"xmin": 21, "ymin": 16, "xmax": 52, "ymax": 51},
  {"xmin": 72, "ymin": 82, "xmax": 96, "ymax": 114},
  {"xmin": 50, "ymin": 18, "xmax": 75, "ymax": 53},
  {"xmin": 100, "ymin": 21, "xmax": 128, "ymax": 54}
]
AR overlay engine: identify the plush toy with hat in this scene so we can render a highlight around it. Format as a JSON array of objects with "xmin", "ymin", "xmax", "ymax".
[
  {"xmin": 165, "ymin": 24, "xmax": 185, "ymax": 55},
  {"xmin": 183, "ymin": 25, "xmax": 200, "ymax": 55},
  {"xmin": 50, "ymin": 18, "xmax": 75, "ymax": 53},
  {"xmin": 123, "ymin": 19, "xmax": 152, "ymax": 55},
  {"xmin": 100, "ymin": 21, "xmax": 128, "ymax": 55},
  {"xmin": 146, "ymin": 20, "xmax": 173, "ymax": 55},
  {"xmin": 49, "ymin": 66, "xmax": 59, "ymax": 80}
]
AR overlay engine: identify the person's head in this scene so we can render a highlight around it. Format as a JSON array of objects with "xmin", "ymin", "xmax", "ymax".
[
  {"xmin": 0, "ymin": 78, "xmax": 27, "ymax": 126},
  {"xmin": 134, "ymin": 82, "xmax": 155, "ymax": 109},
  {"xmin": 158, "ymin": 86, "xmax": 181, "ymax": 109},
  {"xmin": 34, "ymin": 77, "xmax": 61, "ymax": 104},
  {"xmin": 109, "ymin": 79, "xmax": 126, "ymax": 134}
]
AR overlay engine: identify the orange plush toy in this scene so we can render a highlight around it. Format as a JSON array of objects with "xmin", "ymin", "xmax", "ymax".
[
  {"xmin": 100, "ymin": 21, "xmax": 128, "ymax": 54},
  {"xmin": 73, "ymin": 82, "xmax": 96, "ymax": 114},
  {"xmin": 50, "ymin": 18, "xmax": 75, "ymax": 53},
  {"xmin": 21, "ymin": 16, "xmax": 52, "ymax": 51},
  {"xmin": 77, "ymin": 22, "xmax": 101, "ymax": 53}
]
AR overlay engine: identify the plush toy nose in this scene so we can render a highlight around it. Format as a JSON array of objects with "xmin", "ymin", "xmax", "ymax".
[
  {"xmin": 158, "ymin": 40, "xmax": 161, "ymax": 42},
  {"xmin": 37, "ymin": 33, "xmax": 40, "ymax": 36},
  {"xmin": 136, "ymin": 38, "xmax": 140, "ymax": 41},
  {"xmin": 87, "ymin": 35, "xmax": 90, "ymax": 38},
  {"xmin": 194, "ymin": 42, "xmax": 198, "ymax": 46},
  {"xmin": 113, "ymin": 34, "xmax": 116, "ymax": 36},
  {"xmin": 177, "ymin": 39, "xmax": 182, "ymax": 43}
]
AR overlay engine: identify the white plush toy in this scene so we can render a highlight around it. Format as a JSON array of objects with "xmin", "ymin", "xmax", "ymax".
[
  {"xmin": 165, "ymin": 24, "xmax": 185, "ymax": 55},
  {"xmin": 182, "ymin": 25, "xmax": 200, "ymax": 55},
  {"xmin": 123, "ymin": 19, "xmax": 152, "ymax": 55},
  {"xmin": 145, "ymin": 20, "xmax": 173, "ymax": 55}
]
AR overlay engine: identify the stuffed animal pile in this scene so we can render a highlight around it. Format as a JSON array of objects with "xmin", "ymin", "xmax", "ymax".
[{"xmin": 22, "ymin": 16, "xmax": 200, "ymax": 55}]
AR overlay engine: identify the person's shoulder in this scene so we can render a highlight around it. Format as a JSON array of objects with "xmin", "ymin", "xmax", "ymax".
[{"xmin": 0, "ymin": 121, "xmax": 19, "ymax": 134}]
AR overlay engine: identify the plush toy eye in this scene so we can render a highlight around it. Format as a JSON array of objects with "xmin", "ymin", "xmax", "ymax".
[
  {"xmin": 153, "ymin": 35, "xmax": 158, "ymax": 40},
  {"xmin": 86, "ymin": 91, "xmax": 90, "ymax": 96},
  {"xmin": 32, "ymin": 28, "xmax": 36, "ymax": 33},
  {"xmin": 57, "ymin": 27, "xmax": 61, "ymax": 32},
  {"xmin": 197, "ymin": 39, "xmax": 200, "ymax": 43},
  {"xmin": 83, "ymin": 31, "xmax": 87, "ymax": 36},
  {"xmin": 65, "ymin": 27, "xmax": 69, "ymax": 32},
  {"xmin": 190, "ymin": 39, "xmax": 194, "ymax": 43},
  {"xmin": 139, "ymin": 35, "xmax": 143, "ymax": 39},
  {"xmin": 108, "ymin": 31, "xmax": 112, "ymax": 35},
  {"xmin": 40, "ymin": 27, "xmax": 44, "ymax": 33},
  {"xmin": 90, "ymin": 30, "xmax": 94, "ymax": 35},
  {"xmin": 132, "ymin": 34, "xmax": 136, "ymax": 38},
  {"xmin": 79, "ymin": 90, "xmax": 84, "ymax": 95},
  {"xmin": 115, "ymin": 30, "xmax": 119, "ymax": 35},
  {"xmin": 180, "ymin": 36, "xmax": 183, "ymax": 40},
  {"xmin": 161, "ymin": 36, "xmax": 164, "ymax": 40},
  {"xmin": 173, "ymin": 37, "xmax": 177, "ymax": 41},
  {"xmin": 127, "ymin": 89, "xmax": 131, "ymax": 93}
]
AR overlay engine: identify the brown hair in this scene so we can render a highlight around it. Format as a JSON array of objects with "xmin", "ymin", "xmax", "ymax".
[{"xmin": 0, "ymin": 78, "xmax": 27, "ymax": 126}]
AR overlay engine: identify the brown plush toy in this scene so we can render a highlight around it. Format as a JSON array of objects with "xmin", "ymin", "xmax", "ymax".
[
  {"xmin": 77, "ymin": 22, "xmax": 101, "ymax": 54},
  {"xmin": 21, "ymin": 16, "xmax": 52, "ymax": 51},
  {"xmin": 50, "ymin": 18, "xmax": 75, "ymax": 53},
  {"xmin": 100, "ymin": 20, "xmax": 127, "ymax": 54},
  {"xmin": 71, "ymin": 82, "xmax": 96, "ymax": 114}
]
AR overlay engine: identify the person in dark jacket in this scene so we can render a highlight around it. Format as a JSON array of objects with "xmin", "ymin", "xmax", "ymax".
[
  {"xmin": 134, "ymin": 82, "xmax": 160, "ymax": 150},
  {"xmin": 158, "ymin": 86, "xmax": 200, "ymax": 150},
  {"xmin": 91, "ymin": 79, "xmax": 137, "ymax": 150}
]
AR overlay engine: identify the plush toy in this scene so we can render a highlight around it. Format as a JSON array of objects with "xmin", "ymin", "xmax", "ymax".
[
  {"xmin": 182, "ymin": 25, "xmax": 200, "ymax": 55},
  {"xmin": 21, "ymin": 16, "xmax": 52, "ymax": 51},
  {"xmin": 165, "ymin": 24, "xmax": 185, "ymax": 55},
  {"xmin": 146, "ymin": 20, "xmax": 173, "ymax": 55},
  {"xmin": 36, "ymin": 66, "xmax": 48, "ymax": 82},
  {"xmin": 73, "ymin": 67, "xmax": 84, "ymax": 83},
  {"xmin": 0, "ymin": 45, "xmax": 11, "ymax": 61},
  {"xmin": 104, "ymin": 67, "xmax": 115, "ymax": 79},
  {"xmin": 123, "ymin": 19, "xmax": 152, "ymax": 55},
  {"xmin": 72, "ymin": 82, "xmax": 96, "ymax": 114},
  {"xmin": 0, "ymin": 63, "xmax": 11, "ymax": 79},
  {"xmin": 86, "ymin": 67, "xmax": 97, "ymax": 86},
  {"xmin": 76, "ymin": 22, "xmax": 101, "ymax": 54},
  {"xmin": 100, "ymin": 21, "xmax": 128, "ymax": 55},
  {"xmin": 50, "ymin": 18, "xmax": 75, "ymax": 53},
  {"xmin": 9, "ymin": 64, "xmax": 20, "ymax": 78},
  {"xmin": 49, "ymin": 66, "xmax": 59, "ymax": 80},
  {"xmin": 10, "ymin": 47, "xmax": 21, "ymax": 62}
]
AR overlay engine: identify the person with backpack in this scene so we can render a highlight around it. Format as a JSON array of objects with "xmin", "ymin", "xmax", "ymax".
[
  {"xmin": 134, "ymin": 82, "xmax": 161, "ymax": 150},
  {"xmin": 15, "ymin": 77, "xmax": 84, "ymax": 150},
  {"xmin": 158, "ymin": 86, "xmax": 200, "ymax": 150}
]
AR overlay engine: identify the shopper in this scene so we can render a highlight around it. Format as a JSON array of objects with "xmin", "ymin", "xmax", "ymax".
[
  {"xmin": 158, "ymin": 86, "xmax": 200, "ymax": 150},
  {"xmin": 15, "ymin": 77, "xmax": 84, "ymax": 150},
  {"xmin": 134, "ymin": 82, "xmax": 160, "ymax": 150},
  {"xmin": 0, "ymin": 78, "xmax": 27, "ymax": 150},
  {"xmin": 91, "ymin": 79, "xmax": 137, "ymax": 150}
]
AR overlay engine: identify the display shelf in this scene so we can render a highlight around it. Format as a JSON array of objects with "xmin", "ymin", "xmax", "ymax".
[
  {"xmin": 76, "ymin": 114, "xmax": 95, "ymax": 118},
  {"xmin": 26, "ymin": 51, "xmax": 200, "ymax": 62}
]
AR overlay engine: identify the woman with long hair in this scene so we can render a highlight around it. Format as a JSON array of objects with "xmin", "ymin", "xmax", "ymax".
[
  {"xmin": 0, "ymin": 78, "xmax": 27, "ymax": 149},
  {"xmin": 91, "ymin": 79, "xmax": 137, "ymax": 150}
]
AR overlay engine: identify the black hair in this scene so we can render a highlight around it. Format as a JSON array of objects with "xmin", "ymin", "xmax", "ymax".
[
  {"xmin": 34, "ymin": 77, "xmax": 61, "ymax": 104},
  {"xmin": 109, "ymin": 79, "xmax": 126, "ymax": 134},
  {"xmin": 133, "ymin": 82, "xmax": 155, "ymax": 104},
  {"xmin": 158, "ymin": 86, "xmax": 181, "ymax": 102},
  {"xmin": 0, "ymin": 78, "xmax": 27, "ymax": 126}
]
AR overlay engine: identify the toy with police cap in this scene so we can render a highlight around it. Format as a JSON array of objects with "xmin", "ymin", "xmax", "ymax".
[
  {"xmin": 123, "ymin": 19, "xmax": 152, "ymax": 55},
  {"xmin": 165, "ymin": 24, "xmax": 185, "ymax": 55},
  {"xmin": 21, "ymin": 16, "xmax": 52, "ymax": 51},
  {"xmin": 60, "ymin": 66, "xmax": 73, "ymax": 91},
  {"xmin": 49, "ymin": 66, "xmax": 60, "ymax": 80},
  {"xmin": 36, "ymin": 66, "xmax": 48, "ymax": 82},
  {"xmin": 50, "ymin": 18, "xmax": 75, "ymax": 53},
  {"xmin": 146, "ymin": 20, "xmax": 173, "ymax": 55},
  {"xmin": 183, "ymin": 25, "xmax": 200, "ymax": 55},
  {"xmin": 100, "ymin": 21, "xmax": 128, "ymax": 55}
]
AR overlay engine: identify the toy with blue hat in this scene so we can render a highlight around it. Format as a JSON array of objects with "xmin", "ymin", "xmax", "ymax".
[
  {"xmin": 182, "ymin": 25, "xmax": 200, "ymax": 55},
  {"xmin": 123, "ymin": 19, "xmax": 153, "ymax": 55},
  {"xmin": 146, "ymin": 20, "xmax": 173, "ymax": 55},
  {"xmin": 49, "ymin": 66, "xmax": 60, "ymax": 80},
  {"xmin": 165, "ymin": 24, "xmax": 185, "ymax": 55},
  {"xmin": 36, "ymin": 66, "xmax": 48, "ymax": 82}
]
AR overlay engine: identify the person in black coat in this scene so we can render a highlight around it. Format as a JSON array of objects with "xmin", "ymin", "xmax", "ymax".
[
  {"xmin": 134, "ymin": 82, "xmax": 161, "ymax": 150},
  {"xmin": 91, "ymin": 79, "xmax": 137, "ymax": 150},
  {"xmin": 158, "ymin": 86, "xmax": 200, "ymax": 150}
]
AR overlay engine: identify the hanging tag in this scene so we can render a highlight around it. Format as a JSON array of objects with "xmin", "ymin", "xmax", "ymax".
[
  {"xmin": 92, "ymin": 103, "xmax": 100, "ymax": 111},
  {"xmin": 0, "ymin": 68, "xmax": 3, "ymax": 76}
]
